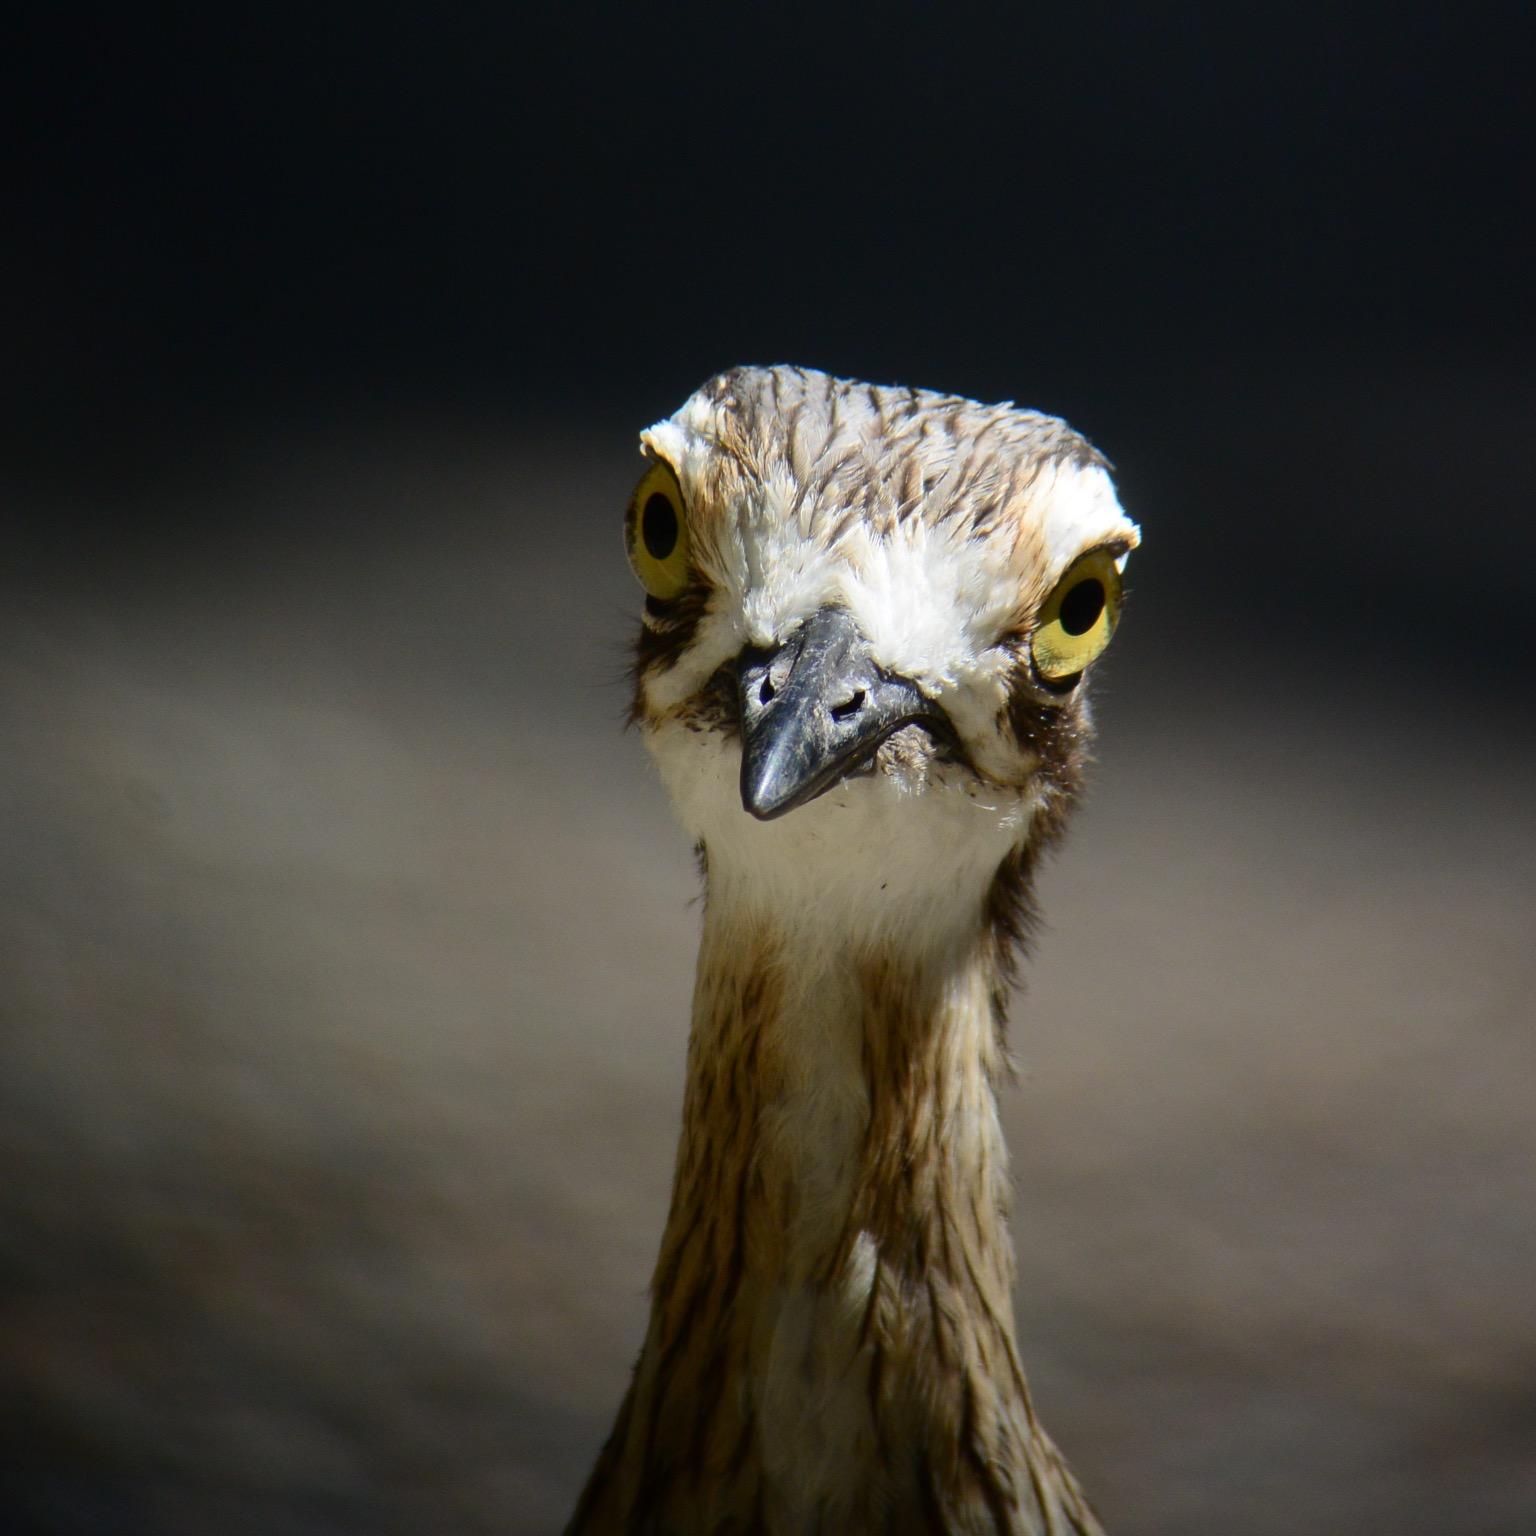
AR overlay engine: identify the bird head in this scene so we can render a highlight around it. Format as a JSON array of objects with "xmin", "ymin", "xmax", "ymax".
[{"xmin": 625, "ymin": 367, "xmax": 1139, "ymax": 933}]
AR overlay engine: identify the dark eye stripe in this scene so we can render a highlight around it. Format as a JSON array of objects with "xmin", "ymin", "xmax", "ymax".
[
  {"xmin": 629, "ymin": 582, "xmax": 711, "ymax": 725},
  {"xmin": 1002, "ymin": 649, "xmax": 1090, "ymax": 798}
]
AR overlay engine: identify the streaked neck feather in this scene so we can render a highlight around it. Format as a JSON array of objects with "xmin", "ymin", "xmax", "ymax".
[{"xmin": 570, "ymin": 795, "xmax": 1102, "ymax": 1535}]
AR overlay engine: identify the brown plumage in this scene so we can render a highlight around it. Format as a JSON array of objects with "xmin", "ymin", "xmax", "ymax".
[{"xmin": 570, "ymin": 366, "xmax": 1140, "ymax": 1534}]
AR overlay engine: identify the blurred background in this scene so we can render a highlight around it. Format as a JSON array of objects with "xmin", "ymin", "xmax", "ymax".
[{"xmin": 4, "ymin": 4, "xmax": 1534, "ymax": 1532}]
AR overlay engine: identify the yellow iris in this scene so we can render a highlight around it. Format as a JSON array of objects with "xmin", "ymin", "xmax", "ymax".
[
  {"xmin": 625, "ymin": 459, "xmax": 691, "ymax": 600},
  {"xmin": 1030, "ymin": 547, "xmax": 1123, "ymax": 685}
]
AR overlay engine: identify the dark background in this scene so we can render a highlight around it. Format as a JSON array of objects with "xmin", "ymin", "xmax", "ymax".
[
  {"xmin": 12, "ymin": 1, "xmax": 1535, "ymax": 634},
  {"xmin": 3, "ymin": 5, "xmax": 1533, "ymax": 1533}
]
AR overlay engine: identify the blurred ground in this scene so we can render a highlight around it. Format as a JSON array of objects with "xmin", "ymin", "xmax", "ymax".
[{"xmin": 1, "ymin": 430, "xmax": 1533, "ymax": 1534}]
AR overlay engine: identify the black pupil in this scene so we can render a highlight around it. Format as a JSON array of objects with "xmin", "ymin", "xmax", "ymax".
[
  {"xmin": 641, "ymin": 493, "xmax": 678, "ymax": 561},
  {"xmin": 1059, "ymin": 578, "xmax": 1105, "ymax": 636}
]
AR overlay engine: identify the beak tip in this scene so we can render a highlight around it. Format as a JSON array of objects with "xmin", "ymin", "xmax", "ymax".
[{"xmin": 739, "ymin": 764, "xmax": 793, "ymax": 821}]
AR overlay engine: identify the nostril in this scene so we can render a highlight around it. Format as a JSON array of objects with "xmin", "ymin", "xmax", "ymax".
[
  {"xmin": 759, "ymin": 676, "xmax": 775, "ymax": 706},
  {"xmin": 829, "ymin": 688, "xmax": 865, "ymax": 723}
]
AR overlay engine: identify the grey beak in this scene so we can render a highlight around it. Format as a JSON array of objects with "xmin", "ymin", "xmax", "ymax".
[{"xmin": 737, "ymin": 606, "xmax": 951, "ymax": 821}]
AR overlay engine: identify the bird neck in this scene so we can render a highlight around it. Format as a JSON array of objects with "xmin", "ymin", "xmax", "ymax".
[
  {"xmin": 570, "ymin": 851, "xmax": 1100, "ymax": 1533},
  {"xmin": 676, "ymin": 886, "xmax": 1020, "ymax": 1311}
]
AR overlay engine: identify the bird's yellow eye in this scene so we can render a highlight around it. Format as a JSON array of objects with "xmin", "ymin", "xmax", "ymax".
[
  {"xmin": 1030, "ymin": 547, "xmax": 1124, "ymax": 686},
  {"xmin": 625, "ymin": 459, "xmax": 691, "ymax": 600}
]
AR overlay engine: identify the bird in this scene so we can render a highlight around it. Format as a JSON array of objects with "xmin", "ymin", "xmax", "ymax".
[{"xmin": 568, "ymin": 365, "xmax": 1140, "ymax": 1535}]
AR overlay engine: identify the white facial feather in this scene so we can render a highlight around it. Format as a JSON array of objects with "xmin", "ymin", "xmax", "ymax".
[{"xmin": 649, "ymin": 713, "xmax": 1037, "ymax": 947}]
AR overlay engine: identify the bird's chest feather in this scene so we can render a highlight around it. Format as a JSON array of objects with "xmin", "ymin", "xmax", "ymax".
[
  {"xmin": 743, "ymin": 981, "xmax": 885, "ymax": 1520},
  {"xmin": 749, "ymin": 1249, "xmax": 887, "ymax": 1528},
  {"xmin": 675, "ymin": 942, "xmax": 1018, "ymax": 1529}
]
